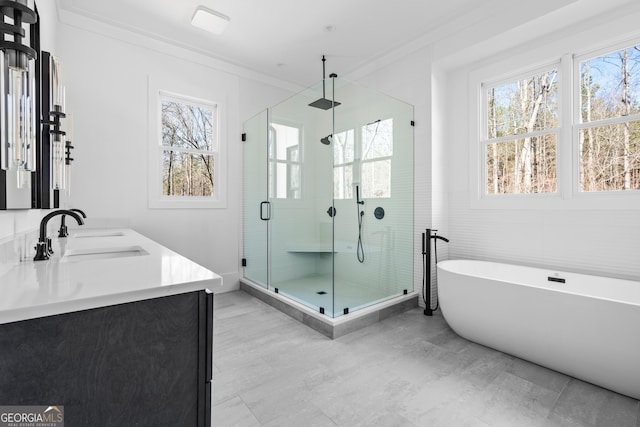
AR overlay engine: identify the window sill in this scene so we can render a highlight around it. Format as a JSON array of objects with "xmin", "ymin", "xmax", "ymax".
[
  {"xmin": 470, "ymin": 191, "xmax": 640, "ymax": 210},
  {"xmin": 148, "ymin": 197, "xmax": 227, "ymax": 210}
]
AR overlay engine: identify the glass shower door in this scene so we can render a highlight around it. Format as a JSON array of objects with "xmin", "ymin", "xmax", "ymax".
[
  {"xmin": 267, "ymin": 82, "xmax": 336, "ymax": 315},
  {"xmin": 242, "ymin": 110, "xmax": 269, "ymax": 288}
]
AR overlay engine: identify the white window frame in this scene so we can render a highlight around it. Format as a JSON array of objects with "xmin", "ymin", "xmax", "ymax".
[
  {"xmin": 332, "ymin": 120, "xmax": 394, "ymax": 200},
  {"xmin": 332, "ymin": 128, "xmax": 355, "ymax": 200},
  {"xmin": 360, "ymin": 118, "xmax": 393, "ymax": 199},
  {"xmin": 470, "ymin": 59, "xmax": 565, "ymax": 209},
  {"xmin": 572, "ymin": 39, "xmax": 640, "ymax": 202},
  {"xmin": 147, "ymin": 77, "xmax": 227, "ymax": 209},
  {"xmin": 470, "ymin": 34, "xmax": 640, "ymax": 210},
  {"xmin": 268, "ymin": 120, "xmax": 303, "ymax": 200}
]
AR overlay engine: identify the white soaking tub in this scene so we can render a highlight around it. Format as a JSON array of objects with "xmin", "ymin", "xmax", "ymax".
[{"xmin": 437, "ymin": 259, "xmax": 640, "ymax": 400}]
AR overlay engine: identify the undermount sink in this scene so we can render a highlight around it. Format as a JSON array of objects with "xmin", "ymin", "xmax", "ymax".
[
  {"xmin": 72, "ymin": 230, "xmax": 126, "ymax": 238},
  {"xmin": 61, "ymin": 246, "xmax": 149, "ymax": 262}
]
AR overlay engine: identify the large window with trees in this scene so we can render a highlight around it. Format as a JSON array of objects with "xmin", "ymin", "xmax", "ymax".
[
  {"xmin": 482, "ymin": 66, "xmax": 559, "ymax": 195},
  {"xmin": 475, "ymin": 38, "xmax": 640, "ymax": 207},
  {"xmin": 577, "ymin": 45, "xmax": 640, "ymax": 192}
]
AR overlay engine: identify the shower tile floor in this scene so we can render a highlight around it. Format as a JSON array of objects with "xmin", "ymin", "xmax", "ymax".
[
  {"xmin": 213, "ymin": 291, "xmax": 640, "ymax": 427},
  {"xmin": 272, "ymin": 274, "xmax": 403, "ymax": 317}
]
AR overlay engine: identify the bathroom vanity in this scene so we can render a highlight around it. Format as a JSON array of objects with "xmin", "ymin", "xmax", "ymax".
[{"xmin": 0, "ymin": 229, "xmax": 220, "ymax": 426}]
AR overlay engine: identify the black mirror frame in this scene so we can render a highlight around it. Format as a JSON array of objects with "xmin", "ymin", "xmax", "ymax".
[
  {"xmin": 38, "ymin": 50, "xmax": 60, "ymax": 209},
  {"xmin": 0, "ymin": 3, "xmax": 59, "ymax": 210}
]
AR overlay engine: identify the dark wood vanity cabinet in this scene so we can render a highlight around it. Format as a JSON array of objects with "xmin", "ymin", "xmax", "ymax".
[{"xmin": 0, "ymin": 290, "xmax": 213, "ymax": 426}]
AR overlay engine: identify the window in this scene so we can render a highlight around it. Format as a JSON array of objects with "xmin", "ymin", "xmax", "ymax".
[
  {"xmin": 578, "ymin": 45, "xmax": 640, "ymax": 192},
  {"xmin": 161, "ymin": 96, "xmax": 217, "ymax": 197},
  {"xmin": 482, "ymin": 67, "xmax": 559, "ymax": 195},
  {"xmin": 269, "ymin": 123, "xmax": 301, "ymax": 199},
  {"xmin": 473, "ymin": 38, "xmax": 640, "ymax": 208},
  {"xmin": 361, "ymin": 119, "xmax": 393, "ymax": 198},
  {"xmin": 333, "ymin": 129, "xmax": 354, "ymax": 199},
  {"xmin": 148, "ymin": 87, "xmax": 226, "ymax": 209},
  {"xmin": 333, "ymin": 119, "xmax": 393, "ymax": 200}
]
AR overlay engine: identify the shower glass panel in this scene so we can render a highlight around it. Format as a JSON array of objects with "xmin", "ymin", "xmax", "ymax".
[
  {"xmin": 268, "ymin": 80, "xmax": 335, "ymax": 314},
  {"xmin": 332, "ymin": 80, "xmax": 414, "ymax": 315},
  {"xmin": 242, "ymin": 77, "xmax": 413, "ymax": 318},
  {"xmin": 242, "ymin": 110, "xmax": 269, "ymax": 288}
]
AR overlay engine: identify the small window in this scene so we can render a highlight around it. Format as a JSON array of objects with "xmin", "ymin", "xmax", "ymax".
[
  {"xmin": 482, "ymin": 67, "xmax": 559, "ymax": 195},
  {"xmin": 148, "ymin": 88, "xmax": 225, "ymax": 209},
  {"xmin": 578, "ymin": 45, "xmax": 640, "ymax": 192},
  {"xmin": 161, "ymin": 97, "xmax": 217, "ymax": 197},
  {"xmin": 269, "ymin": 123, "xmax": 301, "ymax": 199}
]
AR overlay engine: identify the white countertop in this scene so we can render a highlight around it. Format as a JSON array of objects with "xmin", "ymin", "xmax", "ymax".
[{"xmin": 0, "ymin": 228, "xmax": 222, "ymax": 324}]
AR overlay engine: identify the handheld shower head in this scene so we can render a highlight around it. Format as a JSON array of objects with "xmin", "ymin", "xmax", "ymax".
[{"xmin": 320, "ymin": 135, "xmax": 332, "ymax": 145}]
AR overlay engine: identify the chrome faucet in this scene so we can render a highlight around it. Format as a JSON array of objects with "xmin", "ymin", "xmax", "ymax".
[
  {"xmin": 58, "ymin": 208, "xmax": 86, "ymax": 237},
  {"xmin": 34, "ymin": 210, "xmax": 85, "ymax": 261}
]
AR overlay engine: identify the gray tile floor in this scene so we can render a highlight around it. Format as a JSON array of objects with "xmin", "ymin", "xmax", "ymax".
[{"xmin": 213, "ymin": 291, "xmax": 640, "ymax": 427}]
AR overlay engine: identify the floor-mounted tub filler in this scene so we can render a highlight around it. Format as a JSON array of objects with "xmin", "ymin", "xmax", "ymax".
[{"xmin": 437, "ymin": 259, "xmax": 640, "ymax": 400}]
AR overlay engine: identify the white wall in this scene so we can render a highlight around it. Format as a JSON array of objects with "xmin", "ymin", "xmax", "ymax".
[
  {"xmin": 440, "ymin": 5, "xmax": 640, "ymax": 280},
  {"xmin": 50, "ymin": 12, "xmax": 293, "ymax": 290}
]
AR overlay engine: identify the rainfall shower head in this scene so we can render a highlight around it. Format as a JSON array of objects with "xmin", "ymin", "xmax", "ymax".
[
  {"xmin": 320, "ymin": 135, "xmax": 332, "ymax": 145},
  {"xmin": 309, "ymin": 97, "xmax": 340, "ymax": 110},
  {"xmin": 309, "ymin": 55, "xmax": 341, "ymax": 110}
]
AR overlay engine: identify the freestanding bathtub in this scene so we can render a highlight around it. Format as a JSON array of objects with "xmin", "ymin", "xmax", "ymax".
[{"xmin": 437, "ymin": 259, "xmax": 640, "ymax": 400}]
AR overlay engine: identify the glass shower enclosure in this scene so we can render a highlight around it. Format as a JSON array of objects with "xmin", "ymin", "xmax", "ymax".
[{"xmin": 243, "ymin": 77, "xmax": 413, "ymax": 318}]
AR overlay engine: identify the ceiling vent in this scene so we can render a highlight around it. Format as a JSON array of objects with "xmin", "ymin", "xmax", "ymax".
[{"xmin": 191, "ymin": 6, "xmax": 230, "ymax": 35}]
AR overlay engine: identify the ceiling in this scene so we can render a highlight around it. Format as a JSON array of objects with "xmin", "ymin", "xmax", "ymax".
[{"xmin": 56, "ymin": 0, "xmax": 593, "ymax": 87}]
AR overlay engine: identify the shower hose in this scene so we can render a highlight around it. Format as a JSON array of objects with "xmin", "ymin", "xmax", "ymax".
[{"xmin": 357, "ymin": 208, "xmax": 364, "ymax": 263}]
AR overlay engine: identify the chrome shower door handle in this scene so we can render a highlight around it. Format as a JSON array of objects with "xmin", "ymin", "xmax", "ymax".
[{"xmin": 260, "ymin": 201, "xmax": 271, "ymax": 220}]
